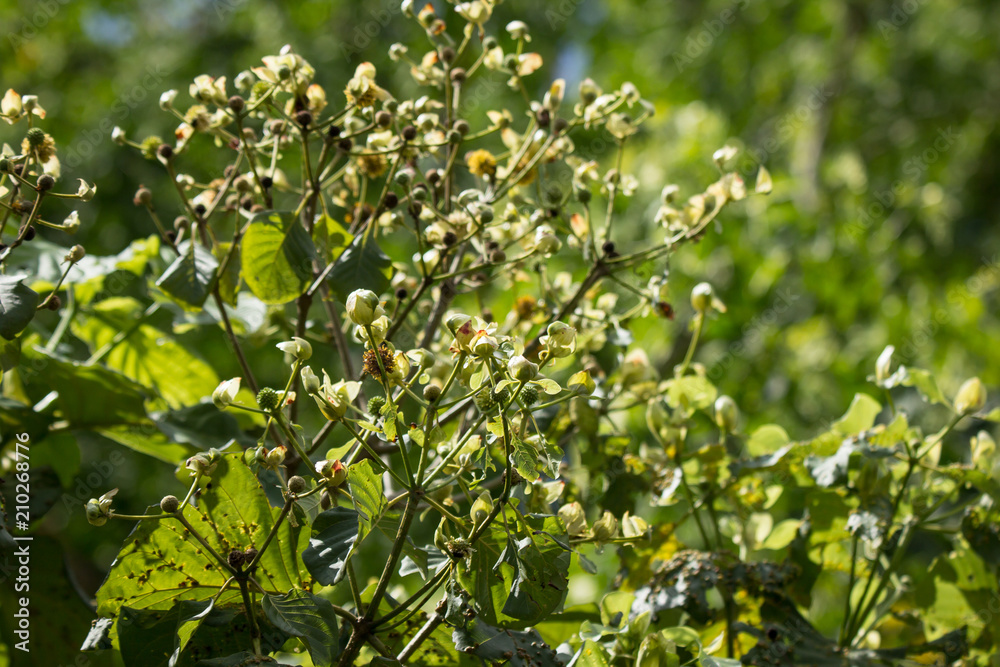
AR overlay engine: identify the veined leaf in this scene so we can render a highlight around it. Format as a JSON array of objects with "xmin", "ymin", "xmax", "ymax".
[
  {"xmin": 263, "ymin": 589, "xmax": 341, "ymax": 666},
  {"xmin": 156, "ymin": 240, "xmax": 218, "ymax": 310},
  {"xmin": 302, "ymin": 506, "xmax": 359, "ymax": 586},
  {"xmin": 241, "ymin": 211, "xmax": 316, "ymax": 305},
  {"xmin": 324, "ymin": 233, "xmax": 392, "ymax": 300},
  {"xmin": 72, "ymin": 297, "xmax": 220, "ymax": 409},
  {"xmin": 0, "ymin": 274, "xmax": 39, "ymax": 340}
]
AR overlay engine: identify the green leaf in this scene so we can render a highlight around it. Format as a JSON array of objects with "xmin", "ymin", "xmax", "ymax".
[
  {"xmin": 10, "ymin": 235, "xmax": 160, "ymax": 305},
  {"xmin": 884, "ymin": 366, "xmax": 950, "ymax": 406},
  {"xmin": 511, "ymin": 435, "xmax": 541, "ymax": 482},
  {"xmin": 348, "ymin": 458, "xmax": 389, "ymax": 543},
  {"xmin": 458, "ymin": 514, "xmax": 570, "ymax": 629},
  {"xmin": 213, "ymin": 242, "xmax": 241, "ymax": 306},
  {"xmin": 302, "ymin": 506, "xmax": 359, "ymax": 586},
  {"xmin": 156, "ymin": 240, "xmax": 218, "ymax": 310},
  {"xmin": 0, "ymin": 274, "xmax": 39, "ymax": 339},
  {"xmin": 832, "ymin": 393, "xmax": 882, "ymax": 434},
  {"xmin": 745, "ymin": 424, "xmax": 789, "ymax": 457},
  {"xmin": 98, "ymin": 422, "xmax": 197, "ymax": 464},
  {"xmin": 263, "ymin": 589, "xmax": 341, "ymax": 666},
  {"xmin": 324, "ymin": 234, "xmax": 393, "ymax": 300},
  {"xmin": 574, "ymin": 639, "xmax": 612, "ymax": 666},
  {"xmin": 118, "ymin": 601, "xmax": 287, "ymax": 667},
  {"xmin": 760, "ymin": 519, "xmax": 803, "ymax": 550},
  {"xmin": 241, "ymin": 211, "xmax": 316, "ymax": 305},
  {"xmin": 96, "ymin": 455, "xmax": 308, "ymax": 626},
  {"xmin": 73, "ymin": 297, "xmax": 220, "ymax": 408},
  {"xmin": 664, "ymin": 376, "xmax": 717, "ymax": 412},
  {"xmin": 452, "ymin": 617, "xmax": 564, "ymax": 666},
  {"xmin": 23, "ymin": 346, "xmax": 150, "ymax": 428}
]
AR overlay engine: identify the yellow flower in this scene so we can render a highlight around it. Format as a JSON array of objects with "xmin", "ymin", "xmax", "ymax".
[
  {"xmin": 357, "ymin": 154, "xmax": 388, "ymax": 178},
  {"xmin": 466, "ymin": 149, "xmax": 497, "ymax": 178}
]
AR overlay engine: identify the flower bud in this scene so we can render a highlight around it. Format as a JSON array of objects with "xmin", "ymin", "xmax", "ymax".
[
  {"xmin": 301, "ymin": 366, "xmax": 321, "ymax": 394},
  {"xmin": 85, "ymin": 489, "xmax": 118, "ymax": 526},
  {"xmin": 714, "ymin": 395, "xmax": 739, "ymax": 432},
  {"xmin": 346, "ymin": 289, "xmax": 382, "ymax": 326},
  {"xmin": 558, "ymin": 501, "xmax": 588, "ymax": 536},
  {"xmin": 470, "ymin": 490, "xmax": 494, "ymax": 527},
  {"xmin": 160, "ymin": 495, "xmax": 180, "ymax": 514},
  {"xmin": 568, "ymin": 370, "xmax": 596, "ymax": 395},
  {"xmin": 540, "ymin": 321, "xmax": 576, "ymax": 358},
  {"xmin": 185, "ymin": 450, "xmax": 221, "ymax": 477},
  {"xmin": 288, "ymin": 476, "xmax": 308, "ymax": 494},
  {"xmin": 276, "ymin": 336, "xmax": 312, "ymax": 361},
  {"xmin": 66, "ymin": 245, "xmax": 86, "ymax": 263},
  {"xmin": 508, "ymin": 355, "xmax": 538, "ymax": 382},
  {"xmin": 591, "ymin": 510, "xmax": 619, "ymax": 543},
  {"xmin": 954, "ymin": 377, "xmax": 987, "ymax": 415},
  {"xmin": 265, "ymin": 445, "xmax": 287, "ymax": 468},
  {"xmin": 317, "ymin": 459, "xmax": 348, "ymax": 487},
  {"xmin": 212, "ymin": 377, "xmax": 241, "ymax": 409},
  {"xmin": 875, "ymin": 345, "xmax": 895, "ymax": 383},
  {"xmin": 691, "ymin": 282, "xmax": 714, "ymax": 313}
]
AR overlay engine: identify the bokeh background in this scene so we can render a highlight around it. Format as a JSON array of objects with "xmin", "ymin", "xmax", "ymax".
[{"xmin": 2, "ymin": 0, "xmax": 999, "ymax": 662}]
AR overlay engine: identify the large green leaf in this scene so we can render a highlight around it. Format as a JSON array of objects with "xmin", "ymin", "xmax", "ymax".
[
  {"xmin": 23, "ymin": 346, "xmax": 150, "ymax": 428},
  {"xmin": 0, "ymin": 274, "xmax": 39, "ymax": 340},
  {"xmin": 73, "ymin": 297, "xmax": 220, "ymax": 408},
  {"xmin": 156, "ymin": 240, "xmax": 218, "ymax": 310},
  {"xmin": 348, "ymin": 458, "xmax": 388, "ymax": 543},
  {"xmin": 117, "ymin": 600, "xmax": 287, "ymax": 667},
  {"xmin": 241, "ymin": 211, "xmax": 316, "ymax": 305},
  {"xmin": 302, "ymin": 507, "xmax": 359, "ymax": 586},
  {"xmin": 7, "ymin": 235, "xmax": 160, "ymax": 305},
  {"xmin": 452, "ymin": 617, "xmax": 565, "ymax": 667},
  {"xmin": 458, "ymin": 513, "xmax": 570, "ymax": 629},
  {"xmin": 96, "ymin": 455, "xmax": 309, "ymax": 625},
  {"xmin": 262, "ymin": 589, "xmax": 341, "ymax": 666},
  {"xmin": 324, "ymin": 234, "xmax": 393, "ymax": 300}
]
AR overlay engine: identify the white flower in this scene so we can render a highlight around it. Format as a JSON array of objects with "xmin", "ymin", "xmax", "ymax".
[
  {"xmin": 1, "ymin": 89, "xmax": 22, "ymax": 123},
  {"xmin": 111, "ymin": 126, "xmax": 126, "ymax": 145},
  {"xmin": 85, "ymin": 489, "xmax": 118, "ymax": 526},
  {"xmin": 62, "ymin": 210, "xmax": 81, "ymax": 233},
  {"xmin": 189, "ymin": 74, "xmax": 228, "ymax": 106},
  {"xmin": 301, "ymin": 366, "xmax": 321, "ymax": 394},
  {"xmin": 875, "ymin": 345, "xmax": 895, "ymax": 383},
  {"xmin": 506, "ymin": 20, "xmax": 531, "ymax": 41},
  {"xmin": 456, "ymin": 1, "xmax": 492, "ymax": 25},
  {"xmin": 276, "ymin": 336, "xmax": 312, "ymax": 361},
  {"xmin": 159, "ymin": 89, "xmax": 178, "ymax": 110},
  {"xmin": 75, "ymin": 179, "xmax": 96, "ymax": 202},
  {"xmin": 313, "ymin": 372, "xmax": 361, "ymax": 421},
  {"xmin": 212, "ymin": 377, "xmax": 241, "ymax": 409},
  {"xmin": 540, "ymin": 322, "xmax": 576, "ymax": 358}
]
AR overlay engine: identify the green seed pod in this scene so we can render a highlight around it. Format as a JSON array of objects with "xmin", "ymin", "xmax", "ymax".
[
  {"xmin": 159, "ymin": 495, "xmax": 180, "ymax": 514},
  {"xmin": 368, "ymin": 395, "xmax": 387, "ymax": 415},
  {"xmin": 288, "ymin": 476, "xmax": 308, "ymax": 494},
  {"xmin": 256, "ymin": 387, "xmax": 280, "ymax": 411}
]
